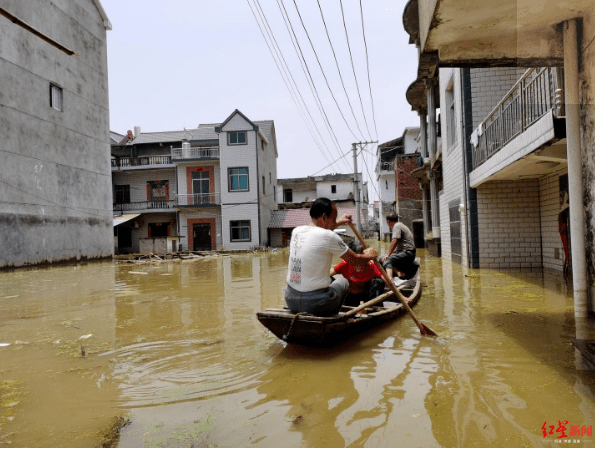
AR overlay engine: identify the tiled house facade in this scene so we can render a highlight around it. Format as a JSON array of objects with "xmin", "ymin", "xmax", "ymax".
[{"xmin": 111, "ymin": 110, "xmax": 278, "ymax": 253}]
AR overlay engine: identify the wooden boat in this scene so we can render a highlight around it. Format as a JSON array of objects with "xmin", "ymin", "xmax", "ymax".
[{"xmin": 257, "ymin": 268, "xmax": 422, "ymax": 347}]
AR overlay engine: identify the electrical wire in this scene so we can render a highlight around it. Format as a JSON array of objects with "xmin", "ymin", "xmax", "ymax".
[
  {"xmin": 359, "ymin": 0, "xmax": 379, "ymax": 140},
  {"xmin": 275, "ymin": 0, "xmax": 351, "ymax": 172},
  {"xmin": 290, "ymin": 0, "xmax": 364, "ymax": 143},
  {"xmin": 316, "ymin": 0, "xmax": 368, "ymax": 142},
  {"xmin": 246, "ymin": 0, "xmax": 339, "ymax": 171},
  {"xmin": 338, "ymin": 0, "xmax": 373, "ymax": 141}
]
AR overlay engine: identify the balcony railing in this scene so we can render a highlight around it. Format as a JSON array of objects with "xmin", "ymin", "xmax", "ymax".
[
  {"xmin": 472, "ymin": 67, "xmax": 561, "ymax": 169},
  {"xmin": 113, "ymin": 200, "xmax": 175, "ymax": 212},
  {"xmin": 171, "ymin": 146, "xmax": 220, "ymax": 160},
  {"xmin": 377, "ymin": 161, "xmax": 394, "ymax": 173},
  {"xmin": 176, "ymin": 193, "xmax": 221, "ymax": 207},
  {"xmin": 111, "ymin": 156, "xmax": 172, "ymax": 168}
]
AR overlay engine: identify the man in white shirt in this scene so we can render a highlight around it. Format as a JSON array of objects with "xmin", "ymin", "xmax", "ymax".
[{"xmin": 285, "ymin": 198, "xmax": 378, "ymax": 316}]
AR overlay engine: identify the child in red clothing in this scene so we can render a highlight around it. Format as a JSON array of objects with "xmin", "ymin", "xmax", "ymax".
[{"xmin": 330, "ymin": 242, "xmax": 385, "ymax": 307}]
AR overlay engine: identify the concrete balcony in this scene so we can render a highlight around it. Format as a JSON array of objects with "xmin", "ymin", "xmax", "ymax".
[
  {"xmin": 113, "ymin": 200, "xmax": 175, "ymax": 213},
  {"xmin": 171, "ymin": 146, "xmax": 219, "ymax": 162},
  {"xmin": 175, "ymin": 193, "xmax": 221, "ymax": 207},
  {"xmin": 111, "ymin": 156, "xmax": 173, "ymax": 170},
  {"xmin": 469, "ymin": 68, "xmax": 567, "ymax": 187},
  {"xmin": 376, "ymin": 161, "xmax": 394, "ymax": 175}
]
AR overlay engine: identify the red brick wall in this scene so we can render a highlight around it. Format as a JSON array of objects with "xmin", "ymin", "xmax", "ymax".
[{"xmin": 395, "ymin": 156, "xmax": 422, "ymax": 202}]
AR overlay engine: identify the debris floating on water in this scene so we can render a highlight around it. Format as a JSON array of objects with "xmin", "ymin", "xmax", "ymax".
[
  {"xmin": 128, "ymin": 271, "xmax": 149, "ymax": 275},
  {"xmin": 79, "ymin": 334, "xmax": 93, "ymax": 339},
  {"xmin": 0, "ymin": 343, "xmax": 10, "ymax": 347}
]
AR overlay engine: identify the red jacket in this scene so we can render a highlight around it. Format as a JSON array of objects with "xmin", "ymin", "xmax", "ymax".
[{"xmin": 333, "ymin": 261, "xmax": 383, "ymax": 294}]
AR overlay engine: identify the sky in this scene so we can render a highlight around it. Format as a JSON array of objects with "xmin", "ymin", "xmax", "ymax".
[{"xmin": 102, "ymin": 0, "xmax": 420, "ymax": 201}]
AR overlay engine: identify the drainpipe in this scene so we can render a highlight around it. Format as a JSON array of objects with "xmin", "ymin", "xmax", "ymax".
[{"xmin": 563, "ymin": 19, "xmax": 589, "ymax": 320}]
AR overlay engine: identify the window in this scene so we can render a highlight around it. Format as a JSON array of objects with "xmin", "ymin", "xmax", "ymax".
[
  {"xmin": 261, "ymin": 139, "xmax": 266, "ymax": 151},
  {"xmin": 230, "ymin": 220, "xmax": 251, "ymax": 241},
  {"xmin": 262, "ymin": 176, "xmax": 266, "ymax": 194},
  {"xmin": 283, "ymin": 188, "xmax": 293, "ymax": 203},
  {"xmin": 50, "ymin": 84, "xmax": 62, "ymax": 111},
  {"xmin": 228, "ymin": 131, "xmax": 247, "ymax": 145},
  {"xmin": 228, "ymin": 167, "xmax": 249, "ymax": 191},
  {"xmin": 148, "ymin": 223, "xmax": 168, "ymax": 238},
  {"xmin": 331, "ymin": 185, "xmax": 336, "ymax": 194},
  {"xmin": 192, "ymin": 171, "xmax": 210, "ymax": 204},
  {"xmin": 446, "ymin": 80, "xmax": 457, "ymax": 150},
  {"xmin": 114, "ymin": 185, "xmax": 130, "ymax": 204}
]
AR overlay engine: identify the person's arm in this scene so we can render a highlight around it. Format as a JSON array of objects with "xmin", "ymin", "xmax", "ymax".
[
  {"xmin": 336, "ymin": 214, "xmax": 352, "ymax": 227},
  {"xmin": 341, "ymin": 247, "xmax": 377, "ymax": 267},
  {"xmin": 381, "ymin": 238, "xmax": 399, "ymax": 262}
]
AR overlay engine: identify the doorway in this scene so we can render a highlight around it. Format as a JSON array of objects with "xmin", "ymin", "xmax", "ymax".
[{"xmin": 193, "ymin": 223, "xmax": 211, "ymax": 251}]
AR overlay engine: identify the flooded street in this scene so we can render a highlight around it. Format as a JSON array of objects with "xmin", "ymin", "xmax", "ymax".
[{"xmin": 1, "ymin": 244, "xmax": 595, "ymax": 447}]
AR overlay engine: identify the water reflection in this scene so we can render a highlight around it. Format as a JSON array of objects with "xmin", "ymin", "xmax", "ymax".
[{"xmin": 0, "ymin": 248, "xmax": 594, "ymax": 447}]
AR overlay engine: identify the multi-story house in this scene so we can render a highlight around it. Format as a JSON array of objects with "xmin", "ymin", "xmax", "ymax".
[
  {"xmin": 0, "ymin": 0, "xmax": 113, "ymax": 268},
  {"xmin": 269, "ymin": 173, "xmax": 369, "ymax": 246},
  {"xmin": 375, "ymin": 128, "xmax": 421, "ymax": 241},
  {"xmin": 111, "ymin": 110, "xmax": 278, "ymax": 253},
  {"xmin": 402, "ymin": 0, "xmax": 594, "ymax": 318}
]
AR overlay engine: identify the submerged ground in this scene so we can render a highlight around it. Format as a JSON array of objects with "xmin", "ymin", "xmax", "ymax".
[{"xmin": 0, "ymin": 244, "xmax": 594, "ymax": 447}]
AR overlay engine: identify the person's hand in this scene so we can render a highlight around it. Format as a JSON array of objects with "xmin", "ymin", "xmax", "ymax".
[
  {"xmin": 363, "ymin": 247, "xmax": 377, "ymax": 260},
  {"xmin": 381, "ymin": 254, "xmax": 387, "ymax": 263},
  {"xmin": 336, "ymin": 214, "xmax": 352, "ymax": 226}
]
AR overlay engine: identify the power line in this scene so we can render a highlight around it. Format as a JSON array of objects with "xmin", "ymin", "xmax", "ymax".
[
  {"xmin": 338, "ymin": 0, "xmax": 373, "ymax": 141},
  {"xmin": 290, "ymin": 0, "xmax": 364, "ymax": 142},
  {"xmin": 274, "ymin": 0, "xmax": 352, "ymax": 172},
  {"xmin": 359, "ymin": 0, "xmax": 379, "ymax": 140},
  {"xmin": 246, "ymin": 0, "xmax": 338, "ymax": 171},
  {"xmin": 316, "ymin": 0, "xmax": 367, "ymax": 142}
]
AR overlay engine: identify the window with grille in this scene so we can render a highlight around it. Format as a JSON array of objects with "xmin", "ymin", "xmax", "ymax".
[{"xmin": 114, "ymin": 185, "xmax": 130, "ymax": 204}]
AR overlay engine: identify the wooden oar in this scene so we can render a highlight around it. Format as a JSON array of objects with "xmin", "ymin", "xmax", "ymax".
[
  {"xmin": 342, "ymin": 290, "xmax": 396, "ymax": 318},
  {"xmin": 348, "ymin": 223, "xmax": 438, "ymax": 337}
]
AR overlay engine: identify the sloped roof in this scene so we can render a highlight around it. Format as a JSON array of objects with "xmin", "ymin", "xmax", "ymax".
[
  {"xmin": 268, "ymin": 208, "xmax": 366, "ymax": 229},
  {"xmin": 110, "ymin": 131, "xmax": 125, "ymax": 145}
]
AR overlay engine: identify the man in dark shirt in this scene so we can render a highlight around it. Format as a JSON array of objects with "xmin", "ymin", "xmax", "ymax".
[{"xmin": 381, "ymin": 212, "xmax": 416, "ymax": 280}]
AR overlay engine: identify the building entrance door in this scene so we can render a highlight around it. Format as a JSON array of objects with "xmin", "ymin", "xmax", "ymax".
[{"xmin": 193, "ymin": 223, "xmax": 211, "ymax": 251}]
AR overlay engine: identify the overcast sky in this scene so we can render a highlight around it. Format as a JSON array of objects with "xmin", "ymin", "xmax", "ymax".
[{"xmin": 102, "ymin": 0, "xmax": 419, "ymax": 201}]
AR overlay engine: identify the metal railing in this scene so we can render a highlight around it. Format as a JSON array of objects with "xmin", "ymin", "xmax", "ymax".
[
  {"xmin": 377, "ymin": 161, "xmax": 394, "ymax": 173},
  {"xmin": 113, "ymin": 200, "xmax": 175, "ymax": 212},
  {"xmin": 176, "ymin": 193, "xmax": 221, "ymax": 207},
  {"xmin": 472, "ymin": 67, "xmax": 560, "ymax": 169},
  {"xmin": 111, "ymin": 156, "xmax": 172, "ymax": 168},
  {"xmin": 171, "ymin": 146, "xmax": 220, "ymax": 160}
]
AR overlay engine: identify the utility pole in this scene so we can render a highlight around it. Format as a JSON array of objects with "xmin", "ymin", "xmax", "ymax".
[{"xmin": 352, "ymin": 141, "xmax": 377, "ymax": 235}]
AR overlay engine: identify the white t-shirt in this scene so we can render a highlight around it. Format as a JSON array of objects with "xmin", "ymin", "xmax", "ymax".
[{"xmin": 287, "ymin": 225, "xmax": 349, "ymax": 292}]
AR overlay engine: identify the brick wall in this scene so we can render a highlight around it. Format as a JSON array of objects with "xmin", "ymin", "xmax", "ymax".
[
  {"xmin": 470, "ymin": 67, "xmax": 527, "ymax": 129},
  {"xmin": 477, "ymin": 180, "xmax": 542, "ymax": 269},
  {"xmin": 395, "ymin": 155, "xmax": 423, "ymax": 230},
  {"xmin": 439, "ymin": 68, "xmax": 469, "ymax": 265}
]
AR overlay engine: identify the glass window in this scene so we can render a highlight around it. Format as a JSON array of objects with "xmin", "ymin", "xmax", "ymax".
[
  {"xmin": 331, "ymin": 185, "xmax": 336, "ymax": 194},
  {"xmin": 50, "ymin": 84, "xmax": 62, "ymax": 111},
  {"xmin": 230, "ymin": 220, "xmax": 251, "ymax": 242},
  {"xmin": 228, "ymin": 167, "xmax": 249, "ymax": 191},
  {"xmin": 114, "ymin": 185, "xmax": 130, "ymax": 204},
  {"xmin": 229, "ymin": 131, "xmax": 247, "ymax": 145}
]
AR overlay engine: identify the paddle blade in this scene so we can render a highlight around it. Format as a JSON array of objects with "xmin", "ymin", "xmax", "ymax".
[{"xmin": 418, "ymin": 322, "xmax": 438, "ymax": 337}]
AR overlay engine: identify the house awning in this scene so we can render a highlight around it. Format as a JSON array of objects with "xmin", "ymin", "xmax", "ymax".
[{"xmin": 113, "ymin": 214, "xmax": 140, "ymax": 227}]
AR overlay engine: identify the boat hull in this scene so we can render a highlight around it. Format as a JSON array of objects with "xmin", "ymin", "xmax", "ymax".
[{"xmin": 257, "ymin": 275, "xmax": 422, "ymax": 347}]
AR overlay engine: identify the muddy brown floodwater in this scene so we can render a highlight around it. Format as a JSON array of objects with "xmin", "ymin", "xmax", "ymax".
[{"xmin": 1, "ymin": 244, "xmax": 595, "ymax": 447}]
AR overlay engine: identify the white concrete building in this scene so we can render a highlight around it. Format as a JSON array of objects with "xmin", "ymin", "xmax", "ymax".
[
  {"xmin": 112, "ymin": 110, "xmax": 278, "ymax": 252},
  {"xmin": 0, "ymin": 0, "xmax": 113, "ymax": 268}
]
